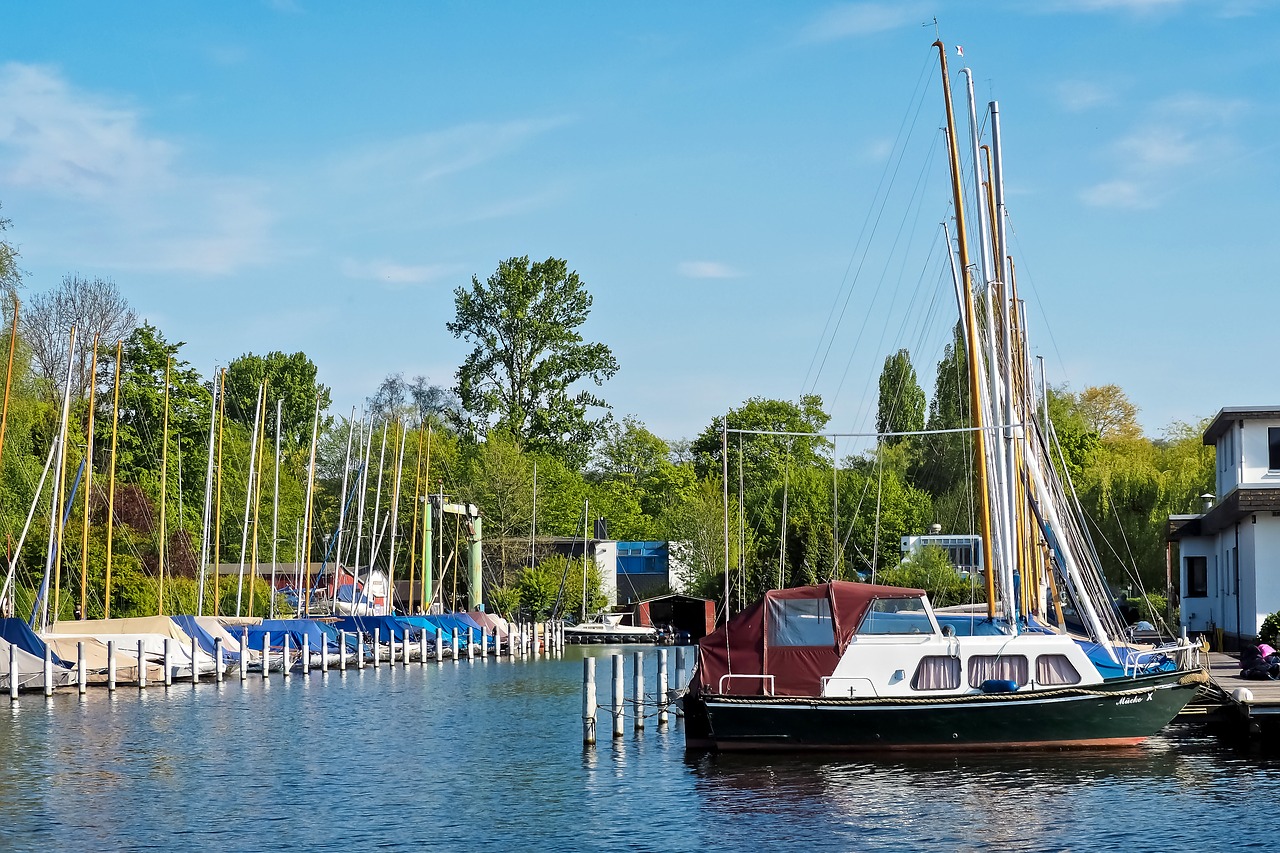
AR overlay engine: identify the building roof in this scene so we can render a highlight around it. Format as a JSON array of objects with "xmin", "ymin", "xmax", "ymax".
[
  {"xmin": 1203, "ymin": 405, "xmax": 1280, "ymax": 445},
  {"xmin": 1167, "ymin": 486, "xmax": 1280, "ymax": 540}
]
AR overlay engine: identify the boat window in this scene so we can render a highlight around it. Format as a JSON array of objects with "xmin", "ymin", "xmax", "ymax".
[
  {"xmin": 911, "ymin": 656, "xmax": 960, "ymax": 690},
  {"xmin": 1035, "ymin": 654, "xmax": 1081, "ymax": 685},
  {"xmin": 766, "ymin": 597, "xmax": 834, "ymax": 646},
  {"xmin": 855, "ymin": 598, "xmax": 934, "ymax": 635},
  {"xmin": 967, "ymin": 655, "xmax": 1029, "ymax": 688}
]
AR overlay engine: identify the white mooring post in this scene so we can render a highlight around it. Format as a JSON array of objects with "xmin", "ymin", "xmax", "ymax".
[
  {"xmin": 657, "ymin": 649, "xmax": 669, "ymax": 728},
  {"xmin": 373, "ymin": 628, "xmax": 380, "ymax": 670},
  {"xmin": 466, "ymin": 628, "xmax": 475, "ymax": 661},
  {"xmin": 9, "ymin": 642, "xmax": 17, "ymax": 700},
  {"xmin": 137, "ymin": 639, "xmax": 147, "ymax": 690},
  {"xmin": 480, "ymin": 628, "xmax": 489, "ymax": 662},
  {"xmin": 404, "ymin": 630, "xmax": 411, "ymax": 668},
  {"xmin": 357, "ymin": 634, "xmax": 365, "ymax": 670},
  {"xmin": 419, "ymin": 629, "xmax": 427, "ymax": 665},
  {"xmin": 389, "ymin": 630, "xmax": 397, "ymax": 667},
  {"xmin": 282, "ymin": 634, "xmax": 291, "ymax": 679},
  {"xmin": 321, "ymin": 633, "xmax": 328, "ymax": 673},
  {"xmin": 676, "ymin": 647, "xmax": 687, "ymax": 689},
  {"xmin": 214, "ymin": 638, "xmax": 223, "ymax": 684},
  {"xmin": 436, "ymin": 628, "xmax": 444, "ymax": 664},
  {"xmin": 633, "ymin": 651, "xmax": 645, "ymax": 732},
  {"xmin": 163, "ymin": 638, "xmax": 173, "ymax": 687},
  {"xmin": 261, "ymin": 634, "xmax": 270, "ymax": 681},
  {"xmin": 191, "ymin": 636, "xmax": 199, "ymax": 685},
  {"xmin": 240, "ymin": 630, "xmax": 248, "ymax": 681},
  {"xmin": 582, "ymin": 657, "xmax": 597, "ymax": 746},
  {"xmin": 43, "ymin": 645, "xmax": 53, "ymax": 697},
  {"xmin": 77, "ymin": 642, "xmax": 86, "ymax": 695},
  {"xmin": 339, "ymin": 631, "xmax": 348, "ymax": 671},
  {"xmin": 302, "ymin": 634, "xmax": 310, "ymax": 675},
  {"xmin": 107, "ymin": 640, "xmax": 117, "ymax": 693},
  {"xmin": 611, "ymin": 654, "xmax": 625, "ymax": 739},
  {"xmin": 451, "ymin": 628, "xmax": 459, "ymax": 662}
]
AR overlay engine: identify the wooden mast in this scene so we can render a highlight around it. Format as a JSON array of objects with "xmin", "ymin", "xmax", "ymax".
[
  {"xmin": 104, "ymin": 341, "xmax": 121, "ymax": 619},
  {"xmin": 934, "ymin": 40, "xmax": 998, "ymax": 618},
  {"xmin": 78, "ymin": 334, "xmax": 99, "ymax": 619}
]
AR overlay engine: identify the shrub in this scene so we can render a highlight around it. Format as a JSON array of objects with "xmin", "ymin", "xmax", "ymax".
[{"xmin": 1260, "ymin": 611, "xmax": 1280, "ymax": 647}]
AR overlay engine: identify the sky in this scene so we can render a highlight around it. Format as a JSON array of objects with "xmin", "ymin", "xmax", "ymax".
[{"xmin": 0, "ymin": 1, "xmax": 1276, "ymax": 451}]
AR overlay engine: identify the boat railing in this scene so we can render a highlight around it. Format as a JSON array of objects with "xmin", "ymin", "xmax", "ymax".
[
  {"xmin": 1121, "ymin": 639, "xmax": 1200, "ymax": 677},
  {"xmin": 718, "ymin": 674, "xmax": 775, "ymax": 696}
]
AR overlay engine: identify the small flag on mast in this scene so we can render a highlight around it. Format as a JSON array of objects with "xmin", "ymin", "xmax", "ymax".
[{"xmin": 956, "ymin": 45, "xmax": 964, "ymax": 57}]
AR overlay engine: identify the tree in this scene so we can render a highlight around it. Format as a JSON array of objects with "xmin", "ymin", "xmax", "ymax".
[
  {"xmin": 22, "ymin": 274, "xmax": 136, "ymax": 401},
  {"xmin": 0, "ymin": 202, "xmax": 20, "ymax": 299},
  {"xmin": 368, "ymin": 372, "xmax": 462, "ymax": 428},
  {"xmin": 911, "ymin": 323, "xmax": 970, "ymax": 498},
  {"xmin": 876, "ymin": 348, "xmax": 925, "ymax": 443},
  {"xmin": 448, "ymin": 256, "xmax": 618, "ymax": 467},
  {"xmin": 1075, "ymin": 384, "xmax": 1142, "ymax": 442},
  {"xmin": 223, "ymin": 351, "xmax": 330, "ymax": 448}
]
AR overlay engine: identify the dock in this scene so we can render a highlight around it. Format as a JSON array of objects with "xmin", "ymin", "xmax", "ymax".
[{"xmin": 1189, "ymin": 652, "xmax": 1280, "ymax": 741}]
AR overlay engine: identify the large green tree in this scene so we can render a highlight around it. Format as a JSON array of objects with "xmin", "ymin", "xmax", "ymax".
[
  {"xmin": 876, "ymin": 348, "xmax": 926, "ymax": 444},
  {"xmin": 447, "ymin": 256, "xmax": 618, "ymax": 467},
  {"xmin": 223, "ymin": 351, "xmax": 330, "ymax": 449}
]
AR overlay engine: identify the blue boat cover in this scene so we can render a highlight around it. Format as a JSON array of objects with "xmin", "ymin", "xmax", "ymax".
[
  {"xmin": 333, "ymin": 615, "xmax": 418, "ymax": 641},
  {"xmin": 243, "ymin": 619, "xmax": 333, "ymax": 650},
  {"xmin": 0, "ymin": 618, "xmax": 70, "ymax": 667},
  {"xmin": 171, "ymin": 615, "xmax": 240, "ymax": 660}
]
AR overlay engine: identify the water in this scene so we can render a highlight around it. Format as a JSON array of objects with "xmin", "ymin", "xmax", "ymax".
[{"xmin": 0, "ymin": 645, "xmax": 1275, "ymax": 852}]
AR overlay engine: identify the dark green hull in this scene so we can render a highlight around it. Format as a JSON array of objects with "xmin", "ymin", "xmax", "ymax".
[{"xmin": 685, "ymin": 670, "xmax": 1201, "ymax": 751}]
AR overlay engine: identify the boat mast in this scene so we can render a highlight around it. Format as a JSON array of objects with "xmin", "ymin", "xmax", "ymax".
[
  {"xmin": 158, "ymin": 356, "xmax": 170, "ymax": 615},
  {"xmin": 248, "ymin": 379, "xmax": 267, "ymax": 616},
  {"xmin": 236, "ymin": 384, "xmax": 263, "ymax": 617},
  {"xmin": 45, "ymin": 327, "xmax": 75, "ymax": 629},
  {"xmin": 387, "ymin": 420, "xmax": 406, "ymax": 615},
  {"xmin": 421, "ymin": 427, "xmax": 432, "ymax": 612},
  {"xmin": 581, "ymin": 498, "xmax": 590, "ymax": 621},
  {"xmin": 270, "ymin": 398, "xmax": 281, "ymax": 619},
  {"xmin": 934, "ymin": 41, "xmax": 998, "ymax": 620},
  {"xmin": 300, "ymin": 396, "xmax": 320, "ymax": 617},
  {"xmin": 212, "ymin": 369, "xmax": 225, "ymax": 616},
  {"xmin": 332, "ymin": 408, "xmax": 356, "ymax": 590},
  {"xmin": 78, "ymin": 334, "xmax": 98, "ymax": 619},
  {"xmin": 104, "ymin": 341, "xmax": 122, "ymax": 619},
  {"xmin": 197, "ymin": 367, "xmax": 217, "ymax": 616},
  {"xmin": 407, "ymin": 423, "xmax": 424, "ymax": 614},
  {"xmin": 352, "ymin": 416, "xmax": 372, "ymax": 612}
]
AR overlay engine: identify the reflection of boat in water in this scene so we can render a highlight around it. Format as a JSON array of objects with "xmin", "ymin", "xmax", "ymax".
[
  {"xmin": 565, "ymin": 613, "xmax": 657, "ymax": 644},
  {"xmin": 681, "ymin": 41, "xmax": 1205, "ymax": 752}
]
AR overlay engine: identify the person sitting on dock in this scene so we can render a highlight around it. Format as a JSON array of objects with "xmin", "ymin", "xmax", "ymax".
[{"xmin": 1240, "ymin": 644, "xmax": 1280, "ymax": 680}]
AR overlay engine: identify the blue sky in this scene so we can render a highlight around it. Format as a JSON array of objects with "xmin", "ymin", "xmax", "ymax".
[{"xmin": 0, "ymin": 1, "xmax": 1275, "ymax": 450}]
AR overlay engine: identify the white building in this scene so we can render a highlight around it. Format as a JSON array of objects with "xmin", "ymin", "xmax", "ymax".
[{"xmin": 1169, "ymin": 406, "xmax": 1280, "ymax": 649}]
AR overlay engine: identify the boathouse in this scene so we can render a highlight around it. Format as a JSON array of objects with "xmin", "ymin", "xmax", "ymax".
[{"xmin": 1168, "ymin": 405, "xmax": 1280, "ymax": 650}]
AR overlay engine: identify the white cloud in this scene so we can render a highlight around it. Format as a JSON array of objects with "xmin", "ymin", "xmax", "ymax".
[
  {"xmin": 1034, "ymin": 0, "xmax": 1189, "ymax": 13},
  {"xmin": 1079, "ymin": 179, "xmax": 1151, "ymax": 209},
  {"xmin": 797, "ymin": 3, "xmax": 929, "ymax": 44},
  {"xmin": 677, "ymin": 260, "xmax": 740, "ymax": 279},
  {"xmin": 0, "ymin": 62, "xmax": 276, "ymax": 275},
  {"xmin": 341, "ymin": 258, "xmax": 466, "ymax": 288},
  {"xmin": 1056, "ymin": 80, "xmax": 1115, "ymax": 112}
]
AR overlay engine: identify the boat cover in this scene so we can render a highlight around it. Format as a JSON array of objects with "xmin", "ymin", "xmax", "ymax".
[
  {"xmin": 171, "ymin": 615, "xmax": 240, "ymax": 660},
  {"xmin": 0, "ymin": 618, "xmax": 70, "ymax": 666},
  {"xmin": 695, "ymin": 581, "xmax": 925, "ymax": 698},
  {"xmin": 244, "ymin": 619, "xmax": 332, "ymax": 650},
  {"xmin": 466, "ymin": 611, "xmax": 508, "ymax": 639},
  {"xmin": 333, "ymin": 615, "xmax": 418, "ymax": 641}
]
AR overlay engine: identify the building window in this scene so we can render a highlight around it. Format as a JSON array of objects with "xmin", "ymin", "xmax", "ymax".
[
  {"xmin": 1186, "ymin": 556, "xmax": 1208, "ymax": 597},
  {"xmin": 1270, "ymin": 427, "xmax": 1280, "ymax": 471}
]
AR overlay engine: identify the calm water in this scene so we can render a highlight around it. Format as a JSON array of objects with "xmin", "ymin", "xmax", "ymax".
[{"xmin": 0, "ymin": 645, "xmax": 1275, "ymax": 852}]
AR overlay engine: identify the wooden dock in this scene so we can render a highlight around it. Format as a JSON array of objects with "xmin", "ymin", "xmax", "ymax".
[{"xmin": 1190, "ymin": 652, "xmax": 1280, "ymax": 740}]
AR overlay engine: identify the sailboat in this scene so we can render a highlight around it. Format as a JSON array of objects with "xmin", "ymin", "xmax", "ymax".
[{"xmin": 681, "ymin": 42, "xmax": 1205, "ymax": 751}]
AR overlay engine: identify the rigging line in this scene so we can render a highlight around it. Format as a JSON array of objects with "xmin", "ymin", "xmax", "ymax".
[
  {"xmin": 727, "ymin": 423, "xmax": 1023, "ymax": 439},
  {"xmin": 804, "ymin": 51, "xmax": 936, "ymax": 396}
]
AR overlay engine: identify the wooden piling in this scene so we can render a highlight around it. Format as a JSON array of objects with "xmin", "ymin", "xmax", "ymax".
[
  {"xmin": 321, "ymin": 633, "xmax": 328, "ymax": 673},
  {"xmin": 357, "ymin": 634, "xmax": 365, "ymax": 670},
  {"xmin": 612, "ymin": 654, "xmax": 624, "ymax": 738},
  {"xmin": 583, "ymin": 657, "xmax": 597, "ymax": 746},
  {"xmin": 436, "ymin": 628, "xmax": 444, "ymax": 665},
  {"xmin": 9, "ymin": 642, "xmax": 17, "ymax": 700},
  {"xmin": 419, "ymin": 629, "xmax": 427, "ymax": 664},
  {"xmin": 451, "ymin": 628, "xmax": 459, "ymax": 662},
  {"xmin": 467, "ymin": 628, "xmax": 475, "ymax": 661},
  {"xmin": 77, "ymin": 641, "xmax": 86, "ymax": 695},
  {"xmin": 657, "ymin": 649, "xmax": 669, "ymax": 728},
  {"xmin": 107, "ymin": 640, "xmax": 116, "ymax": 693},
  {"xmin": 302, "ymin": 634, "xmax": 310, "ymax": 675}
]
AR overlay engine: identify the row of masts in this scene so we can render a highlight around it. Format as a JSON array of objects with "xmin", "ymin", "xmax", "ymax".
[
  {"xmin": 934, "ymin": 42, "xmax": 1123, "ymax": 659},
  {"xmin": 0, "ymin": 315, "xmax": 470, "ymax": 632}
]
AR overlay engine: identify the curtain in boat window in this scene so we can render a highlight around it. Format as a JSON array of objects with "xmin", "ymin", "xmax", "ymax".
[
  {"xmin": 1035, "ymin": 654, "xmax": 1081, "ymax": 685},
  {"xmin": 967, "ymin": 655, "xmax": 1029, "ymax": 688},
  {"xmin": 766, "ymin": 597, "xmax": 835, "ymax": 647},
  {"xmin": 911, "ymin": 656, "xmax": 961, "ymax": 690}
]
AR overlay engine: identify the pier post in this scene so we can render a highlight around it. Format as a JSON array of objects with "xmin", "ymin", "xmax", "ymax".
[
  {"xmin": 44, "ymin": 644, "xmax": 53, "ymax": 697},
  {"xmin": 633, "ymin": 651, "xmax": 645, "ymax": 731},
  {"xmin": 283, "ymin": 634, "xmax": 291, "ymax": 679},
  {"xmin": 373, "ymin": 628, "xmax": 380, "ymax": 670},
  {"xmin": 404, "ymin": 630, "xmax": 411, "ymax": 668},
  {"xmin": 452, "ymin": 628, "xmax": 459, "ymax": 663},
  {"xmin": 164, "ymin": 638, "xmax": 173, "ymax": 687},
  {"xmin": 657, "ymin": 649, "xmax": 668, "ymax": 728},
  {"xmin": 389, "ymin": 630, "xmax": 396, "ymax": 667},
  {"xmin": 107, "ymin": 640, "xmax": 116, "ymax": 693},
  {"xmin": 467, "ymin": 628, "xmax": 475, "ymax": 661},
  {"xmin": 214, "ymin": 639, "xmax": 223, "ymax": 684},
  {"xmin": 302, "ymin": 634, "xmax": 310, "ymax": 675},
  {"xmin": 262, "ymin": 634, "xmax": 270, "ymax": 680},
  {"xmin": 191, "ymin": 636, "xmax": 199, "ymax": 685},
  {"xmin": 9, "ymin": 642, "xmax": 17, "ymax": 700},
  {"xmin": 436, "ymin": 628, "xmax": 444, "ymax": 665},
  {"xmin": 419, "ymin": 629, "xmax": 427, "ymax": 665},
  {"xmin": 339, "ymin": 631, "xmax": 347, "ymax": 671},
  {"xmin": 611, "ymin": 654, "xmax": 624, "ymax": 739},
  {"xmin": 676, "ymin": 647, "xmax": 686, "ymax": 688},
  {"xmin": 77, "ymin": 642, "xmax": 86, "ymax": 695},
  {"xmin": 583, "ymin": 657, "xmax": 597, "ymax": 746},
  {"xmin": 138, "ymin": 639, "xmax": 147, "ymax": 689},
  {"xmin": 357, "ymin": 634, "xmax": 365, "ymax": 670},
  {"xmin": 240, "ymin": 630, "xmax": 248, "ymax": 681},
  {"xmin": 321, "ymin": 634, "xmax": 328, "ymax": 673}
]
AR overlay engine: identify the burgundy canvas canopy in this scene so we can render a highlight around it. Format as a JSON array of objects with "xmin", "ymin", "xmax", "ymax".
[{"xmin": 694, "ymin": 581, "xmax": 925, "ymax": 698}]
